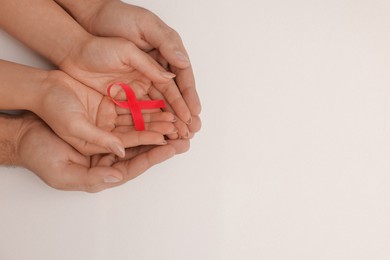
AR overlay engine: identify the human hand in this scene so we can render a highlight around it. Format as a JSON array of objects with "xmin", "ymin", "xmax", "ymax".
[
  {"xmin": 56, "ymin": 0, "xmax": 202, "ymax": 136},
  {"xmin": 34, "ymin": 70, "xmax": 177, "ymax": 156},
  {"xmin": 17, "ymin": 112, "xmax": 189, "ymax": 192},
  {"xmin": 59, "ymin": 37, "xmax": 196, "ymax": 138}
]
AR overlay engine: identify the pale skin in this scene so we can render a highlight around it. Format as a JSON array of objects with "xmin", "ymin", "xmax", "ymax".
[
  {"xmin": 0, "ymin": 0, "xmax": 196, "ymax": 139},
  {"xmin": 0, "ymin": 59, "xmax": 177, "ymax": 157},
  {"xmin": 1, "ymin": 112, "xmax": 189, "ymax": 192}
]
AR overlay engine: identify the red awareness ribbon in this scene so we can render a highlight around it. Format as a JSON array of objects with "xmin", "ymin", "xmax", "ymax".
[{"xmin": 107, "ymin": 82, "xmax": 166, "ymax": 131}]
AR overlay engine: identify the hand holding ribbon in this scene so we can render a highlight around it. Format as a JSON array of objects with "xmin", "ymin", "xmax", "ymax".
[{"xmin": 107, "ymin": 82, "xmax": 166, "ymax": 131}]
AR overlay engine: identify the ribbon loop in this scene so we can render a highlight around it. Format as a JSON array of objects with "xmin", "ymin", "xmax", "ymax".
[{"xmin": 107, "ymin": 82, "xmax": 166, "ymax": 131}]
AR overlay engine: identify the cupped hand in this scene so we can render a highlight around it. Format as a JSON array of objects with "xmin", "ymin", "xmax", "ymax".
[
  {"xmin": 35, "ymin": 70, "xmax": 176, "ymax": 156},
  {"xmin": 17, "ymin": 112, "xmax": 189, "ymax": 192},
  {"xmin": 59, "ymin": 35, "xmax": 194, "ymax": 131},
  {"xmin": 81, "ymin": 2, "xmax": 202, "ymax": 131}
]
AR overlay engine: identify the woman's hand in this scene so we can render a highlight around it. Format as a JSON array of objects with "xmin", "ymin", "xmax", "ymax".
[
  {"xmin": 87, "ymin": 1, "xmax": 202, "ymax": 117},
  {"xmin": 54, "ymin": 0, "xmax": 202, "ymax": 136},
  {"xmin": 60, "ymin": 38, "xmax": 196, "ymax": 139},
  {"xmin": 34, "ymin": 70, "xmax": 178, "ymax": 156},
  {"xmin": 0, "ymin": 0, "xmax": 195, "ymax": 138}
]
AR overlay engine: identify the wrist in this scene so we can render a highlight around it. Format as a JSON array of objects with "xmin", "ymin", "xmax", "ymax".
[
  {"xmin": 25, "ymin": 70, "xmax": 53, "ymax": 115},
  {"xmin": 55, "ymin": 0, "xmax": 116, "ymax": 34},
  {"xmin": 54, "ymin": 31, "xmax": 94, "ymax": 69},
  {"xmin": 82, "ymin": 0, "xmax": 126, "ymax": 36},
  {"xmin": 0, "ymin": 60, "xmax": 50, "ymax": 112},
  {"xmin": 15, "ymin": 113, "xmax": 47, "ymax": 169},
  {"xmin": 31, "ymin": 70, "xmax": 69, "ymax": 115},
  {"xmin": 0, "ymin": 114, "xmax": 25, "ymax": 166}
]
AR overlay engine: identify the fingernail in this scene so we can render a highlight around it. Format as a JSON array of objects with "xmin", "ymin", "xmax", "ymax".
[
  {"xmin": 168, "ymin": 128, "xmax": 179, "ymax": 135},
  {"xmin": 182, "ymin": 130, "xmax": 190, "ymax": 139},
  {"xmin": 161, "ymin": 71, "xmax": 176, "ymax": 79},
  {"xmin": 186, "ymin": 117, "xmax": 192, "ymax": 125},
  {"xmin": 171, "ymin": 116, "xmax": 177, "ymax": 123},
  {"xmin": 104, "ymin": 176, "xmax": 121, "ymax": 184},
  {"xmin": 109, "ymin": 142, "xmax": 125, "ymax": 158},
  {"xmin": 176, "ymin": 51, "xmax": 189, "ymax": 63},
  {"xmin": 160, "ymin": 140, "xmax": 168, "ymax": 145}
]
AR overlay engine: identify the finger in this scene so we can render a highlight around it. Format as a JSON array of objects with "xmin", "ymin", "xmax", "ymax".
[
  {"xmin": 114, "ymin": 130, "xmax": 168, "ymax": 147},
  {"xmin": 170, "ymin": 64, "xmax": 202, "ymax": 116},
  {"xmin": 166, "ymin": 139, "xmax": 191, "ymax": 154},
  {"xmin": 147, "ymin": 49, "xmax": 169, "ymax": 70},
  {"xmin": 121, "ymin": 145, "xmax": 156, "ymax": 161},
  {"xmin": 188, "ymin": 115, "xmax": 202, "ymax": 134},
  {"xmin": 96, "ymin": 96, "xmax": 119, "ymax": 132},
  {"xmin": 123, "ymin": 42, "xmax": 176, "ymax": 83},
  {"xmin": 136, "ymin": 88, "xmax": 189, "ymax": 139},
  {"xmin": 69, "ymin": 117, "xmax": 125, "ymax": 158},
  {"xmin": 113, "ymin": 145, "xmax": 176, "ymax": 182},
  {"xmin": 148, "ymin": 84, "xmax": 192, "ymax": 126},
  {"xmin": 117, "ymin": 139, "xmax": 190, "ymax": 162},
  {"xmin": 116, "ymin": 115, "xmax": 182, "ymax": 140},
  {"xmin": 129, "ymin": 15, "xmax": 201, "ymax": 117},
  {"xmin": 92, "ymin": 153, "xmax": 118, "ymax": 167},
  {"xmin": 142, "ymin": 19, "xmax": 191, "ymax": 69},
  {"xmin": 115, "ymin": 112, "xmax": 176, "ymax": 126},
  {"xmin": 49, "ymin": 164, "xmax": 124, "ymax": 193},
  {"xmin": 149, "ymin": 50, "xmax": 201, "ymax": 117},
  {"xmin": 114, "ymin": 122, "xmax": 177, "ymax": 136}
]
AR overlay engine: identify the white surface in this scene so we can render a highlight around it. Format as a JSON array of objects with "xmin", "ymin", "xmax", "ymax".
[{"xmin": 1, "ymin": 0, "xmax": 390, "ymax": 259}]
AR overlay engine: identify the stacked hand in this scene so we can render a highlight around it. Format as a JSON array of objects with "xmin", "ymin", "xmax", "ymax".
[{"xmin": 0, "ymin": 0, "xmax": 201, "ymax": 192}]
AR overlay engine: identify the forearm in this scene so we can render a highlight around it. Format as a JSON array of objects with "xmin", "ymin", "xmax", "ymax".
[
  {"xmin": 0, "ymin": 114, "xmax": 23, "ymax": 166},
  {"xmin": 53, "ymin": 0, "xmax": 112, "ymax": 31},
  {"xmin": 0, "ymin": 0, "xmax": 92, "ymax": 66},
  {"xmin": 0, "ymin": 60, "xmax": 48, "ymax": 111}
]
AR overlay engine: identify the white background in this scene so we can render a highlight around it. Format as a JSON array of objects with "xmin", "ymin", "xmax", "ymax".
[{"xmin": 1, "ymin": 0, "xmax": 390, "ymax": 259}]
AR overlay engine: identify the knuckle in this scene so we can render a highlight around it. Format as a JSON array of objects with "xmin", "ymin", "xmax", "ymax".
[
  {"xmin": 165, "ymin": 27, "xmax": 180, "ymax": 40},
  {"xmin": 83, "ymin": 180, "xmax": 98, "ymax": 193}
]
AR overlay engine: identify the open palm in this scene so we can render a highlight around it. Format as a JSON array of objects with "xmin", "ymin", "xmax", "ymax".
[
  {"xmin": 59, "ymin": 36, "xmax": 193, "ymax": 129},
  {"xmin": 37, "ymin": 71, "xmax": 176, "ymax": 156}
]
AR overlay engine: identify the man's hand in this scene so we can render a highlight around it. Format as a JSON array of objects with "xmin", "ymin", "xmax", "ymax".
[{"xmin": 16, "ymin": 112, "xmax": 190, "ymax": 192}]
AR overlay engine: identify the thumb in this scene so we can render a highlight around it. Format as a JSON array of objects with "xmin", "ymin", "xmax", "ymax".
[
  {"xmin": 71, "ymin": 119, "xmax": 126, "ymax": 158},
  {"xmin": 124, "ymin": 42, "xmax": 176, "ymax": 83},
  {"xmin": 56, "ymin": 164, "xmax": 124, "ymax": 192}
]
